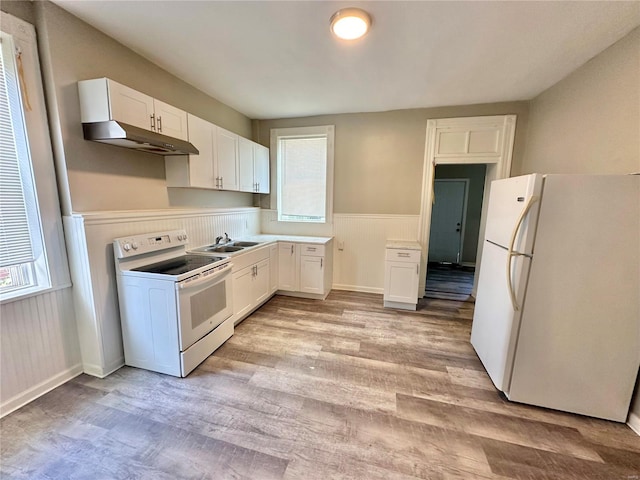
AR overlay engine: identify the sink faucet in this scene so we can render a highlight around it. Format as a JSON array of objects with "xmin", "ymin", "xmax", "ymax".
[{"xmin": 215, "ymin": 233, "xmax": 231, "ymax": 245}]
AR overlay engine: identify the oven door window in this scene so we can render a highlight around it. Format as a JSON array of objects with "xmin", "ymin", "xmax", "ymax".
[
  {"xmin": 177, "ymin": 272, "xmax": 233, "ymax": 350},
  {"xmin": 191, "ymin": 281, "xmax": 227, "ymax": 330}
]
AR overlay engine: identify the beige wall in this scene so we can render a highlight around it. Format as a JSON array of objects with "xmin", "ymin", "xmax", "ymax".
[
  {"xmin": 520, "ymin": 27, "xmax": 640, "ymax": 175},
  {"xmin": 255, "ymin": 102, "xmax": 529, "ymax": 215},
  {"xmin": 32, "ymin": 1, "xmax": 254, "ymax": 213}
]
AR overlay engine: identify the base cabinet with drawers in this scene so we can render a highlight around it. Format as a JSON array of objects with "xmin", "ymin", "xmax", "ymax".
[
  {"xmin": 384, "ymin": 242, "xmax": 421, "ymax": 310},
  {"xmin": 230, "ymin": 238, "xmax": 333, "ymax": 325},
  {"xmin": 277, "ymin": 240, "xmax": 333, "ymax": 300}
]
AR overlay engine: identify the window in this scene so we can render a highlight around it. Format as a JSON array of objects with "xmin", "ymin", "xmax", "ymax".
[
  {"xmin": 0, "ymin": 31, "xmax": 50, "ymax": 300},
  {"xmin": 272, "ymin": 125, "xmax": 334, "ymax": 223}
]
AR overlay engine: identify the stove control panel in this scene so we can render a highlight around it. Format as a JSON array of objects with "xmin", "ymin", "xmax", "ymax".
[{"xmin": 114, "ymin": 229, "xmax": 189, "ymax": 258}]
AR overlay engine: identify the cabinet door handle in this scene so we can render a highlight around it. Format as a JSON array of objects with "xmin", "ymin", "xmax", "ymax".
[
  {"xmin": 321, "ymin": 258, "xmax": 323, "ymax": 268},
  {"xmin": 157, "ymin": 115, "xmax": 162, "ymax": 133},
  {"xmin": 397, "ymin": 253, "xmax": 410, "ymax": 257},
  {"xmin": 307, "ymin": 247, "xmax": 316, "ymax": 251},
  {"xmin": 220, "ymin": 177, "xmax": 223, "ymax": 189},
  {"xmin": 291, "ymin": 245, "xmax": 294, "ymax": 255},
  {"xmin": 150, "ymin": 113, "xmax": 156, "ymax": 131},
  {"xmin": 416, "ymin": 264, "xmax": 419, "ymax": 275}
]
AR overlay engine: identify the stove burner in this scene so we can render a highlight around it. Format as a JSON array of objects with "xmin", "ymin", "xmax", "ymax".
[{"xmin": 132, "ymin": 254, "xmax": 225, "ymax": 276}]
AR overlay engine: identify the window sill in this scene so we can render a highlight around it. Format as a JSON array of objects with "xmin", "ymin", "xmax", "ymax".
[{"xmin": 0, "ymin": 282, "xmax": 72, "ymax": 305}]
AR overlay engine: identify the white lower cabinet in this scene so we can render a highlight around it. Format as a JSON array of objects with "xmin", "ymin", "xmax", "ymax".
[
  {"xmin": 254, "ymin": 259, "xmax": 270, "ymax": 304},
  {"xmin": 277, "ymin": 241, "xmax": 333, "ymax": 299},
  {"xmin": 300, "ymin": 256, "xmax": 323, "ymax": 294},
  {"xmin": 231, "ymin": 247, "xmax": 271, "ymax": 325},
  {"xmin": 384, "ymin": 246, "xmax": 420, "ymax": 310},
  {"xmin": 277, "ymin": 242, "xmax": 298, "ymax": 292},
  {"xmin": 269, "ymin": 243, "xmax": 278, "ymax": 294},
  {"xmin": 232, "ymin": 239, "xmax": 333, "ymax": 323}
]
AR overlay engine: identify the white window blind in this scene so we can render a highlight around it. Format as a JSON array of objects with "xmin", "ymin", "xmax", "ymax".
[
  {"xmin": 278, "ymin": 136, "xmax": 328, "ymax": 222},
  {"xmin": 0, "ymin": 31, "xmax": 46, "ymax": 297},
  {"xmin": 273, "ymin": 125, "xmax": 334, "ymax": 224},
  {"xmin": 0, "ymin": 35, "xmax": 36, "ymax": 268}
]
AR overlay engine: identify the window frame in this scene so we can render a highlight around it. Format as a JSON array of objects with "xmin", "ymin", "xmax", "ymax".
[
  {"xmin": 271, "ymin": 125, "xmax": 335, "ymax": 225},
  {"xmin": 0, "ymin": 14, "xmax": 71, "ymax": 303}
]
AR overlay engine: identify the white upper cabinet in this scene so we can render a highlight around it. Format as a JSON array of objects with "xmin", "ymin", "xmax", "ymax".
[
  {"xmin": 166, "ymin": 114, "xmax": 216, "ymax": 189},
  {"xmin": 254, "ymin": 144, "xmax": 270, "ymax": 194},
  {"xmin": 166, "ymin": 115, "xmax": 243, "ymax": 191},
  {"xmin": 153, "ymin": 99, "xmax": 188, "ymax": 140},
  {"xmin": 106, "ymin": 80, "xmax": 155, "ymax": 131},
  {"xmin": 78, "ymin": 78, "xmax": 187, "ymax": 140},
  {"xmin": 239, "ymin": 138, "xmax": 270, "ymax": 194},
  {"xmin": 238, "ymin": 137, "xmax": 255, "ymax": 192},
  {"xmin": 216, "ymin": 127, "xmax": 239, "ymax": 191}
]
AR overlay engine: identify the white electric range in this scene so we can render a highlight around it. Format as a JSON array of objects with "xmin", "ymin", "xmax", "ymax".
[{"xmin": 113, "ymin": 229, "xmax": 234, "ymax": 377}]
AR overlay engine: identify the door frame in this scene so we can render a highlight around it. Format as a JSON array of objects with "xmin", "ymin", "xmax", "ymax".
[
  {"xmin": 418, "ymin": 115, "xmax": 516, "ymax": 296},
  {"xmin": 429, "ymin": 178, "xmax": 470, "ymax": 264}
]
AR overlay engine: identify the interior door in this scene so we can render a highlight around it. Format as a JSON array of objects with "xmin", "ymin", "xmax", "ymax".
[{"xmin": 428, "ymin": 180, "xmax": 467, "ymax": 263}]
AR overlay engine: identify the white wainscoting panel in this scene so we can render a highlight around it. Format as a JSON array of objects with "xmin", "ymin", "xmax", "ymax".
[
  {"xmin": 260, "ymin": 209, "xmax": 334, "ymax": 237},
  {"xmin": 1, "ymin": 287, "xmax": 82, "ymax": 417},
  {"xmin": 64, "ymin": 207, "xmax": 261, "ymax": 377},
  {"xmin": 332, "ymin": 214, "xmax": 420, "ymax": 293}
]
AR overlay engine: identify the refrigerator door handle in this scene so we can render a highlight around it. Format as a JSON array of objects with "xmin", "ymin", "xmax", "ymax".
[{"xmin": 507, "ymin": 195, "xmax": 539, "ymax": 311}]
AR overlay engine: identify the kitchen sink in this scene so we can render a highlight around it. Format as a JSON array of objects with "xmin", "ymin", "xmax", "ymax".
[
  {"xmin": 232, "ymin": 241, "xmax": 260, "ymax": 247},
  {"xmin": 204, "ymin": 245, "xmax": 244, "ymax": 253}
]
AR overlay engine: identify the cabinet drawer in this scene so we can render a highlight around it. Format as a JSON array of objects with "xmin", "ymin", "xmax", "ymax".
[
  {"xmin": 385, "ymin": 248, "xmax": 420, "ymax": 263},
  {"xmin": 300, "ymin": 244, "xmax": 325, "ymax": 257}
]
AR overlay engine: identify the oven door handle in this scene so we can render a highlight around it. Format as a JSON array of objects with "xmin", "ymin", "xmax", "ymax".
[{"xmin": 176, "ymin": 264, "xmax": 231, "ymax": 290}]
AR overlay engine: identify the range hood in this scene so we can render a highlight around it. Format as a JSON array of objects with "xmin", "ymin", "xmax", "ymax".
[{"xmin": 82, "ymin": 120, "xmax": 198, "ymax": 156}]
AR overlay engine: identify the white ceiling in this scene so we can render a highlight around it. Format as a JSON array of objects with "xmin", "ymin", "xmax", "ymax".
[{"xmin": 52, "ymin": 1, "xmax": 640, "ymax": 120}]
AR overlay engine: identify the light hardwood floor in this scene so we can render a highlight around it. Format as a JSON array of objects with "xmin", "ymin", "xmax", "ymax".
[
  {"xmin": 425, "ymin": 263, "xmax": 475, "ymax": 301},
  {"xmin": 2, "ymin": 291, "xmax": 639, "ymax": 479}
]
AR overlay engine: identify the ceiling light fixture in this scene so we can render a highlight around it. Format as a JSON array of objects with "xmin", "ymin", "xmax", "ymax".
[{"xmin": 330, "ymin": 8, "xmax": 372, "ymax": 40}]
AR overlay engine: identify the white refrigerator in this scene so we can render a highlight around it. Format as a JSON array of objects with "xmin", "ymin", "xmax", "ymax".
[{"xmin": 471, "ymin": 174, "xmax": 640, "ymax": 422}]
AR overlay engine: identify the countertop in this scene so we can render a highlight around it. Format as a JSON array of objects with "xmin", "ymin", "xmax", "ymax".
[
  {"xmin": 241, "ymin": 234, "xmax": 333, "ymax": 245},
  {"xmin": 385, "ymin": 240, "xmax": 421, "ymax": 250},
  {"xmin": 190, "ymin": 234, "xmax": 333, "ymax": 257}
]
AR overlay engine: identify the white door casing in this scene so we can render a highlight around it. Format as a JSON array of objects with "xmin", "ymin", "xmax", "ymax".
[
  {"xmin": 428, "ymin": 179, "xmax": 469, "ymax": 263},
  {"xmin": 419, "ymin": 115, "xmax": 516, "ymax": 295}
]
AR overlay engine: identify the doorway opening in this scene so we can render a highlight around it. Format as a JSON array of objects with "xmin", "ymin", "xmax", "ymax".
[
  {"xmin": 418, "ymin": 115, "xmax": 516, "ymax": 302},
  {"xmin": 425, "ymin": 164, "xmax": 486, "ymax": 301}
]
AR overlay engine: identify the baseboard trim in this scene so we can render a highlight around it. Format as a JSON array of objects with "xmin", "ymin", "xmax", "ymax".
[
  {"xmin": 628, "ymin": 411, "xmax": 640, "ymax": 436},
  {"xmin": 0, "ymin": 364, "xmax": 84, "ymax": 418},
  {"xmin": 332, "ymin": 284, "xmax": 384, "ymax": 295},
  {"xmin": 82, "ymin": 358, "xmax": 124, "ymax": 379}
]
